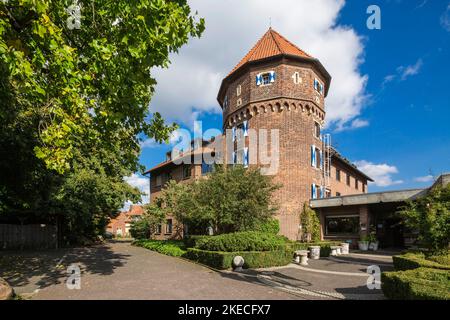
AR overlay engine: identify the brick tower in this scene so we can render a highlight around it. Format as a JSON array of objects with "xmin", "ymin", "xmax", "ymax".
[{"xmin": 217, "ymin": 28, "xmax": 332, "ymax": 240}]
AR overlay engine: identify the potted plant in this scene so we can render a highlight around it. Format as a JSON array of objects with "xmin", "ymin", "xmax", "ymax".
[
  {"xmin": 358, "ymin": 235, "xmax": 369, "ymax": 251},
  {"xmin": 368, "ymin": 232, "xmax": 379, "ymax": 251}
]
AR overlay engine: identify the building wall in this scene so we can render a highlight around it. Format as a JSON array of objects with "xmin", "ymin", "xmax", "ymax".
[
  {"xmin": 329, "ymin": 161, "xmax": 368, "ymax": 197},
  {"xmin": 221, "ymin": 60, "xmax": 367, "ymax": 240}
]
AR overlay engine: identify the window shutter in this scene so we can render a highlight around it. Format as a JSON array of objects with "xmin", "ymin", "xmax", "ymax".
[
  {"xmin": 311, "ymin": 145, "xmax": 316, "ymax": 167},
  {"xmin": 311, "ymin": 184, "xmax": 317, "ymax": 199},
  {"xmin": 232, "ymin": 126, "xmax": 236, "ymax": 142},
  {"xmin": 244, "ymin": 147, "xmax": 249, "ymax": 168},
  {"xmin": 269, "ymin": 71, "xmax": 276, "ymax": 83},
  {"xmin": 256, "ymin": 74, "xmax": 262, "ymax": 86},
  {"xmin": 243, "ymin": 120, "xmax": 249, "ymax": 137}
]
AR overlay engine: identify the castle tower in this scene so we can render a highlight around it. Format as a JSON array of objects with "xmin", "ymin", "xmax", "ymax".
[{"xmin": 217, "ymin": 28, "xmax": 332, "ymax": 240}]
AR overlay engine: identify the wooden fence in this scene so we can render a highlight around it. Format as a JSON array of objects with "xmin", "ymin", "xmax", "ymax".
[{"xmin": 0, "ymin": 224, "xmax": 57, "ymax": 250}]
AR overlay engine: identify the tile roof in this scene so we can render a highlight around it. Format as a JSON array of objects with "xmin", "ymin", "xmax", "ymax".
[{"xmin": 229, "ymin": 28, "xmax": 312, "ymax": 76}]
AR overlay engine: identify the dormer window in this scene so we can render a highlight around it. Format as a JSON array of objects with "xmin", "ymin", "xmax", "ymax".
[{"xmin": 256, "ymin": 71, "xmax": 276, "ymax": 86}]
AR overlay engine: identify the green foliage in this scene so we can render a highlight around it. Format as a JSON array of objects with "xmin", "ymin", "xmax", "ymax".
[
  {"xmin": 382, "ymin": 268, "xmax": 450, "ymax": 300},
  {"xmin": 194, "ymin": 231, "xmax": 288, "ymax": 252},
  {"xmin": 185, "ymin": 248, "xmax": 293, "ymax": 270},
  {"xmin": 183, "ymin": 235, "xmax": 211, "ymax": 248},
  {"xmin": 256, "ymin": 218, "xmax": 280, "ymax": 235},
  {"xmin": 300, "ymin": 203, "xmax": 321, "ymax": 242},
  {"xmin": 157, "ymin": 165, "xmax": 280, "ymax": 235},
  {"xmin": 1, "ymin": 0, "xmax": 204, "ymax": 173},
  {"xmin": 133, "ymin": 239, "xmax": 186, "ymax": 257},
  {"xmin": 129, "ymin": 218, "xmax": 151, "ymax": 240},
  {"xmin": 0, "ymin": 0, "xmax": 204, "ymax": 243},
  {"xmin": 130, "ymin": 201, "xmax": 166, "ymax": 239},
  {"xmin": 392, "ymin": 251, "xmax": 450, "ymax": 271},
  {"xmin": 398, "ymin": 185, "xmax": 450, "ymax": 253},
  {"xmin": 287, "ymin": 241, "xmax": 342, "ymax": 257}
]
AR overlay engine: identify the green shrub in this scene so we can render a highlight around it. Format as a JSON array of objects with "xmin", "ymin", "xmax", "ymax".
[
  {"xmin": 393, "ymin": 252, "xmax": 450, "ymax": 271},
  {"xmin": 382, "ymin": 267, "xmax": 450, "ymax": 300},
  {"xmin": 133, "ymin": 239, "xmax": 186, "ymax": 257},
  {"xmin": 256, "ymin": 218, "xmax": 280, "ymax": 235},
  {"xmin": 183, "ymin": 235, "xmax": 211, "ymax": 248},
  {"xmin": 194, "ymin": 231, "xmax": 287, "ymax": 252},
  {"xmin": 186, "ymin": 248, "xmax": 293, "ymax": 270},
  {"xmin": 286, "ymin": 241, "xmax": 342, "ymax": 257}
]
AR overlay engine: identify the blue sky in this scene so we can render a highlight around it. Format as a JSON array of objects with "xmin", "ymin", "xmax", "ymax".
[{"xmin": 127, "ymin": 0, "xmax": 450, "ymax": 203}]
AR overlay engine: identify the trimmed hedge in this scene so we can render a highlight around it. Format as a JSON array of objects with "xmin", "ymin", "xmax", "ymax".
[
  {"xmin": 183, "ymin": 235, "xmax": 211, "ymax": 248},
  {"xmin": 393, "ymin": 252, "xmax": 450, "ymax": 271},
  {"xmin": 194, "ymin": 231, "xmax": 288, "ymax": 252},
  {"xmin": 287, "ymin": 241, "xmax": 342, "ymax": 257},
  {"xmin": 382, "ymin": 267, "xmax": 450, "ymax": 300},
  {"xmin": 186, "ymin": 248, "xmax": 293, "ymax": 270},
  {"xmin": 133, "ymin": 239, "xmax": 186, "ymax": 257}
]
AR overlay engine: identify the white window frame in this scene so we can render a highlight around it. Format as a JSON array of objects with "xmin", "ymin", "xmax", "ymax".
[{"xmin": 236, "ymin": 84, "xmax": 241, "ymax": 96}]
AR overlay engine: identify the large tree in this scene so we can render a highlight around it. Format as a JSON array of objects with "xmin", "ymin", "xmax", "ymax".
[
  {"xmin": 0, "ymin": 0, "xmax": 204, "ymax": 241},
  {"xmin": 156, "ymin": 166, "xmax": 280, "ymax": 235}
]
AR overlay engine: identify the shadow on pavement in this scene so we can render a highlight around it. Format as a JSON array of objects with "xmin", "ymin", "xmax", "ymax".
[{"xmin": 0, "ymin": 243, "xmax": 130, "ymax": 290}]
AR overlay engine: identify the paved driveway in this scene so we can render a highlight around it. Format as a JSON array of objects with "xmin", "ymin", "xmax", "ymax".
[
  {"xmin": 0, "ymin": 241, "xmax": 391, "ymax": 300},
  {"xmin": 0, "ymin": 241, "xmax": 296, "ymax": 300}
]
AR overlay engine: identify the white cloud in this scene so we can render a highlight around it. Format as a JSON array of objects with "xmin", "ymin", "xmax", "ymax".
[
  {"xmin": 414, "ymin": 175, "xmax": 434, "ymax": 183},
  {"xmin": 354, "ymin": 160, "xmax": 404, "ymax": 187},
  {"xmin": 441, "ymin": 4, "xmax": 450, "ymax": 32},
  {"xmin": 149, "ymin": 0, "xmax": 368, "ymax": 130},
  {"xmin": 398, "ymin": 59, "xmax": 423, "ymax": 80},
  {"xmin": 124, "ymin": 173, "xmax": 150, "ymax": 204},
  {"xmin": 140, "ymin": 138, "xmax": 159, "ymax": 149}
]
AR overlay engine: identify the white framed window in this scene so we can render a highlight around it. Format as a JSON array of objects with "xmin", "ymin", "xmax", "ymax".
[
  {"xmin": 237, "ymin": 98, "xmax": 242, "ymax": 107},
  {"xmin": 292, "ymin": 72, "xmax": 302, "ymax": 84},
  {"xmin": 256, "ymin": 71, "xmax": 276, "ymax": 86},
  {"xmin": 236, "ymin": 84, "xmax": 241, "ymax": 96},
  {"xmin": 314, "ymin": 78, "xmax": 324, "ymax": 95}
]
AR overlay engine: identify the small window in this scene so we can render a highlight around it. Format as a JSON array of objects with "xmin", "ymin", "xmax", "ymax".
[
  {"xmin": 355, "ymin": 179, "xmax": 359, "ymax": 190},
  {"xmin": 325, "ymin": 189, "xmax": 332, "ymax": 198},
  {"xmin": 165, "ymin": 219, "xmax": 173, "ymax": 234},
  {"xmin": 362, "ymin": 183, "xmax": 366, "ymax": 193},
  {"xmin": 183, "ymin": 166, "xmax": 191, "ymax": 179},
  {"xmin": 314, "ymin": 122, "xmax": 321, "ymax": 139},
  {"xmin": 292, "ymin": 72, "xmax": 302, "ymax": 84},
  {"xmin": 155, "ymin": 224, "xmax": 162, "ymax": 234},
  {"xmin": 155, "ymin": 175, "xmax": 162, "ymax": 187},
  {"xmin": 237, "ymin": 98, "xmax": 242, "ymax": 107},
  {"xmin": 336, "ymin": 169, "xmax": 341, "ymax": 182},
  {"xmin": 346, "ymin": 174, "xmax": 351, "ymax": 186},
  {"xmin": 336, "ymin": 192, "xmax": 341, "ymax": 197},
  {"xmin": 314, "ymin": 78, "xmax": 324, "ymax": 95},
  {"xmin": 236, "ymin": 85, "xmax": 241, "ymax": 96},
  {"xmin": 262, "ymin": 73, "xmax": 270, "ymax": 85},
  {"xmin": 315, "ymin": 147, "xmax": 321, "ymax": 168},
  {"xmin": 223, "ymin": 95, "xmax": 229, "ymax": 109}
]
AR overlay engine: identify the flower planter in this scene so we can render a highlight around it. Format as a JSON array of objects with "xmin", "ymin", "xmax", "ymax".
[
  {"xmin": 340, "ymin": 243, "xmax": 350, "ymax": 254},
  {"xmin": 358, "ymin": 241, "xmax": 369, "ymax": 251},
  {"xmin": 369, "ymin": 241, "xmax": 379, "ymax": 251}
]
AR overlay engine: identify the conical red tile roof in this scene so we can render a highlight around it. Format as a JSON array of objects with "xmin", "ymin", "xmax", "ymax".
[{"xmin": 229, "ymin": 28, "xmax": 312, "ymax": 76}]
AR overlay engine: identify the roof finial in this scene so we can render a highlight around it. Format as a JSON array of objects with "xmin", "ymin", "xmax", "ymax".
[{"xmin": 269, "ymin": 17, "xmax": 272, "ymax": 29}]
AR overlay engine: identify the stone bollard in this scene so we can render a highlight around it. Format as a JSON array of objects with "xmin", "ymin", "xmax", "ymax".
[
  {"xmin": 330, "ymin": 246, "xmax": 338, "ymax": 256},
  {"xmin": 232, "ymin": 256, "xmax": 244, "ymax": 272},
  {"xmin": 308, "ymin": 246, "xmax": 321, "ymax": 260},
  {"xmin": 340, "ymin": 243, "xmax": 350, "ymax": 255},
  {"xmin": 0, "ymin": 277, "xmax": 13, "ymax": 300}
]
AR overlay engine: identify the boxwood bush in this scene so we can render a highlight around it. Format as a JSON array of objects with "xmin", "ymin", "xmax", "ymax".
[
  {"xmin": 286, "ymin": 241, "xmax": 342, "ymax": 257},
  {"xmin": 393, "ymin": 252, "xmax": 450, "ymax": 271},
  {"xmin": 194, "ymin": 231, "xmax": 288, "ymax": 252},
  {"xmin": 133, "ymin": 239, "xmax": 186, "ymax": 257},
  {"xmin": 183, "ymin": 235, "xmax": 211, "ymax": 248},
  {"xmin": 382, "ymin": 267, "xmax": 450, "ymax": 300},
  {"xmin": 186, "ymin": 248, "xmax": 293, "ymax": 270}
]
